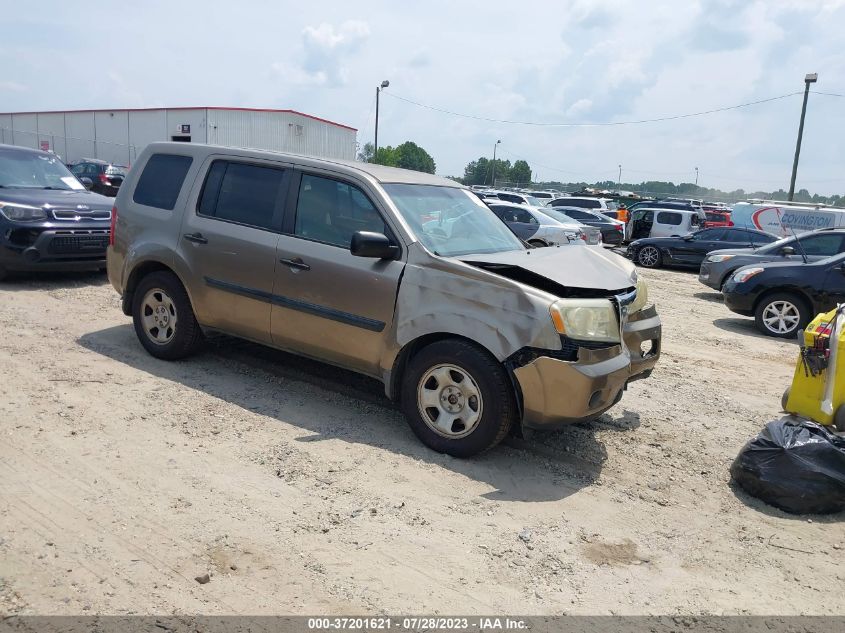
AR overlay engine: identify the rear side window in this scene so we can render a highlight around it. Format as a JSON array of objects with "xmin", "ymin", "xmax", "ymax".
[
  {"xmin": 657, "ymin": 211, "xmax": 683, "ymax": 226},
  {"xmin": 133, "ymin": 154, "xmax": 193, "ymax": 210},
  {"xmin": 198, "ymin": 160, "xmax": 286, "ymax": 230},
  {"xmin": 565, "ymin": 209, "xmax": 593, "ymax": 220}
]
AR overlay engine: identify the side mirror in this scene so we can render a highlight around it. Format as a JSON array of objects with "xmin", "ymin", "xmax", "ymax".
[
  {"xmin": 79, "ymin": 177, "xmax": 93, "ymax": 190},
  {"xmin": 350, "ymin": 231, "xmax": 398, "ymax": 259},
  {"xmin": 682, "ymin": 234, "xmax": 695, "ymax": 241},
  {"xmin": 781, "ymin": 246, "xmax": 795, "ymax": 256}
]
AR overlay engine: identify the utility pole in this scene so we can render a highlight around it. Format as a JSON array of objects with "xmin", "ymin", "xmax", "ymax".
[
  {"xmin": 695, "ymin": 167, "xmax": 699, "ymax": 187},
  {"xmin": 618, "ymin": 164, "xmax": 621, "ymax": 187},
  {"xmin": 491, "ymin": 139, "xmax": 501, "ymax": 187},
  {"xmin": 788, "ymin": 73, "xmax": 818, "ymax": 201},
  {"xmin": 374, "ymin": 79, "xmax": 389, "ymax": 160}
]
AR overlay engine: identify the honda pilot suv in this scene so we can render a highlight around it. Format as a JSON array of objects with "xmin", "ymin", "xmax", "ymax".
[
  {"xmin": 108, "ymin": 143, "xmax": 662, "ymax": 456},
  {"xmin": 0, "ymin": 144, "xmax": 114, "ymax": 280}
]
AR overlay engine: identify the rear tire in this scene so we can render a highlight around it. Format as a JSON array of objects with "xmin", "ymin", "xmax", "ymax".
[
  {"xmin": 132, "ymin": 271, "xmax": 204, "ymax": 360},
  {"xmin": 637, "ymin": 246, "xmax": 662, "ymax": 268},
  {"xmin": 401, "ymin": 339, "xmax": 516, "ymax": 457},
  {"xmin": 754, "ymin": 292, "xmax": 810, "ymax": 338}
]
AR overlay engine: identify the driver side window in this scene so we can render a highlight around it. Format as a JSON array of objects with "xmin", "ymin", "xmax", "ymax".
[{"xmin": 294, "ymin": 174, "xmax": 388, "ymax": 248}]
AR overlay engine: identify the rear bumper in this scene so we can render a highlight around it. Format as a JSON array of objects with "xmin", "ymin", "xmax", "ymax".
[
  {"xmin": 514, "ymin": 305, "xmax": 661, "ymax": 429},
  {"xmin": 0, "ymin": 223, "xmax": 110, "ymax": 272},
  {"xmin": 602, "ymin": 230, "xmax": 624, "ymax": 245}
]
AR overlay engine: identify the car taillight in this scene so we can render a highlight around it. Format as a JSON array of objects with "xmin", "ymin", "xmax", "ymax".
[
  {"xmin": 109, "ymin": 206, "xmax": 117, "ymax": 246},
  {"xmin": 580, "ymin": 232, "xmax": 586, "ymax": 241},
  {"xmin": 99, "ymin": 173, "xmax": 109, "ymax": 184},
  {"xmin": 615, "ymin": 223, "xmax": 623, "ymax": 231},
  {"xmin": 728, "ymin": 220, "xmax": 734, "ymax": 227}
]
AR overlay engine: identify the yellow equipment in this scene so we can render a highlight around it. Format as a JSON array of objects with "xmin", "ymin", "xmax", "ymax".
[{"xmin": 783, "ymin": 305, "xmax": 845, "ymax": 431}]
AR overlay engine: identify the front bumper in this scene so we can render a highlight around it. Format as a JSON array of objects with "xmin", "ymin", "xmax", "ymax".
[
  {"xmin": 698, "ymin": 262, "xmax": 721, "ymax": 290},
  {"xmin": 722, "ymin": 282, "xmax": 756, "ymax": 316},
  {"xmin": 0, "ymin": 222, "xmax": 110, "ymax": 272},
  {"xmin": 514, "ymin": 305, "xmax": 661, "ymax": 429}
]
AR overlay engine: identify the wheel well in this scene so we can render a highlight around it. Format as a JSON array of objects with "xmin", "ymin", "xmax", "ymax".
[
  {"xmin": 122, "ymin": 261, "xmax": 178, "ymax": 316},
  {"xmin": 389, "ymin": 333, "xmax": 498, "ymax": 403},
  {"xmin": 752, "ymin": 288, "xmax": 812, "ymax": 316}
]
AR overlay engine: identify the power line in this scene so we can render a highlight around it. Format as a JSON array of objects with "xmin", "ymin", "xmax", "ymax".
[
  {"xmin": 383, "ymin": 91, "xmax": 804, "ymax": 127},
  {"xmin": 810, "ymin": 90, "xmax": 845, "ymax": 98}
]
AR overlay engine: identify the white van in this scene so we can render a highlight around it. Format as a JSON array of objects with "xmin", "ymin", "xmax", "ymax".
[
  {"xmin": 626, "ymin": 207, "xmax": 703, "ymax": 241},
  {"xmin": 731, "ymin": 200, "xmax": 845, "ymax": 237}
]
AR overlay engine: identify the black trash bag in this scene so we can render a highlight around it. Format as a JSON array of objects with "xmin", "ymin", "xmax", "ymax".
[{"xmin": 730, "ymin": 417, "xmax": 845, "ymax": 514}]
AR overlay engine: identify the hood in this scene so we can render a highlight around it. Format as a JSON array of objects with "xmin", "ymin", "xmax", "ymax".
[
  {"xmin": 0, "ymin": 187, "xmax": 113, "ymax": 210},
  {"xmin": 459, "ymin": 245, "xmax": 636, "ymax": 294}
]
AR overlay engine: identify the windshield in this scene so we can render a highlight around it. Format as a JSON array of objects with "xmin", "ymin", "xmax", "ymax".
[
  {"xmin": 604, "ymin": 200, "xmax": 618, "ymax": 210},
  {"xmin": 383, "ymin": 184, "xmax": 525, "ymax": 257},
  {"xmin": 0, "ymin": 148, "xmax": 85, "ymax": 190},
  {"xmin": 524, "ymin": 196, "xmax": 544, "ymax": 207}
]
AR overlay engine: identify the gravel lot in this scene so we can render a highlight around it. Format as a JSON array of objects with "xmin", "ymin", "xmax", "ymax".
[{"xmin": 0, "ymin": 264, "xmax": 842, "ymax": 616}]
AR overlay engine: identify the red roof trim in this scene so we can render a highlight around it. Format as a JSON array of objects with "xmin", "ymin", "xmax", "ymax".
[{"xmin": 0, "ymin": 107, "xmax": 357, "ymax": 131}]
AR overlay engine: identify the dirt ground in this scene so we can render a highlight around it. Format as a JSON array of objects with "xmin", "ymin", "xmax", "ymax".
[{"xmin": 0, "ymin": 263, "xmax": 842, "ymax": 616}]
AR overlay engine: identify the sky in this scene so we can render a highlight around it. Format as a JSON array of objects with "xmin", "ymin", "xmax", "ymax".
[{"xmin": 2, "ymin": 0, "xmax": 844, "ymax": 194}]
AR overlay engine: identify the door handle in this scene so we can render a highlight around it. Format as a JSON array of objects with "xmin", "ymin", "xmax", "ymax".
[
  {"xmin": 183, "ymin": 232, "xmax": 208, "ymax": 244},
  {"xmin": 279, "ymin": 257, "xmax": 311, "ymax": 271}
]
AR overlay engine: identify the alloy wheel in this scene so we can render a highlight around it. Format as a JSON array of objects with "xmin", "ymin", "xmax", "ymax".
[
  {"xmin": 761, "ymin": 300, "xmax": 800, "ymax": 335},
  {"xmin": 140, "ymin": 288, "xmax": 178, "ymax": 345},
  {"xmin": 416, "ymin": 364, "xmax": 483, "ymax": 438}
]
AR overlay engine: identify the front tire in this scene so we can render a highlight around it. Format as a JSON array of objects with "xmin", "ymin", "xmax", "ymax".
[
  {"xmin": 401, "ymin": 339, "xmax": 517, "ymax": 457},
  {"xmin": 132, "ymin": 271, "xmax": 204, "ymax": 360},
  {"xmin": 834, "ymin": 406, "xmax": 845, "ymax": 433},
  {"xmin": 637, "ymin": 246, "xmax": 662, "ymax": 268},
  {"xmin": 754, "ymin": 292, "xmax": 809, "ymax": 338}
]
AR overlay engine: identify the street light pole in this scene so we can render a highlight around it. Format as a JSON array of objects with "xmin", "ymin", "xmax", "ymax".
[
  {"xmin": 491, "ymin": 139, "xmax": 501, "ymax": 187},
  {"xmin": 618, "ymin": 164, "xmax": 622, "ymax": 187},
  {"xmin": 788, "ymin": 73, "xmax": 818, "ymax": 201},
  {"xmin": 695, "ymin": 167, "xmax": 699, "ymax": 187},
  {"xmin": 374, "ymin": 79, "xmax": 390, "ymax": 161}
]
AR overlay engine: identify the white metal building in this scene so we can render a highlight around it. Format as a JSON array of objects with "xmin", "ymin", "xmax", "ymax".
[{"xmin": 0, "ymin": 107, "xmax": 358, "ymax": 165}]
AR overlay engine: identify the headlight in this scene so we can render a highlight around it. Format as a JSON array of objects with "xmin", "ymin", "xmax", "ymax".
[
  {"xmin": 550, "ymin": 298, "xmax": 620, "ymax": 343},
  {"xmin": 629, "ymin": 279, "xmax": 650, "ymax": 313},
  {"xmin": 0, "ymin": 202, "xmax": 47, "ymax": 222},
  {"xmin": 708, "ymin": 254, "xmax": 735, "ymax": 263},
  {"xmin": 733, "ymin": 267, "xmax": 764, "ymax": 283}
]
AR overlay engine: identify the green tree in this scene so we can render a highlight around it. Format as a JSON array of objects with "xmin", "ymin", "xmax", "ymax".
[
  {"xmin": 510, "ymin": 160, "xmax": 532, "ymax": 185},
  {"xmin": 373, "ymin": 145, "xmax": 399, "ymax": 167},
  {"xmin": 394, "ymin": 141, "xmax": 436, "ymax": 174}
]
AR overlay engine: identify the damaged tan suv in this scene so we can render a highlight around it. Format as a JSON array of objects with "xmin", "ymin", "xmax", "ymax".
[{"xmin": 108, "ymin": 143, "xmax": 661, "ymax": 457}]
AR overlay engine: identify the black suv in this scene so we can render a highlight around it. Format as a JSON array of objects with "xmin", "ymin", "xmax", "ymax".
[
  {"xmin": 0, "ymin": 144, "xmax": 114, "ymax": 280},
  {"xmin": 69, "ymin": 159, "xmax": 128, "ymax": 197}
]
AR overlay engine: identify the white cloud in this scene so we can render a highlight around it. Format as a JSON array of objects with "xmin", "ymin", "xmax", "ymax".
[
  {"xmin": 566, "ymin": 98, "xmax": 593, "ymax": 118},
  {"xmin": 300, "ymin": 20, "xmax": 371, "ymax": 86}
]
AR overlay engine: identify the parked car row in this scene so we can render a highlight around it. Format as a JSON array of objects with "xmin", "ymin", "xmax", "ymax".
[{"xmin": 623, "ymin": 211, "xmax": 845, "ymax": 339}]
